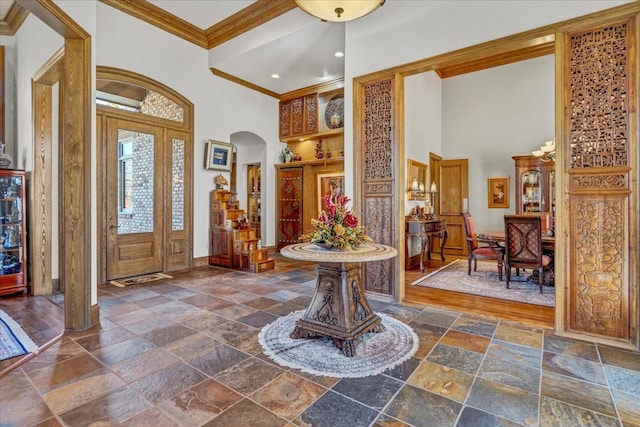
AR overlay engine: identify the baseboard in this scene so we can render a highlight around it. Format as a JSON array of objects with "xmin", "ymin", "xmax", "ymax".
[
  {"xmin": 91, "ymin": 303, "xmax": 100, "ymax": 326},
  {"xmin": 193, "ymin": 256, "xmax": 209, "ymax": 267}
]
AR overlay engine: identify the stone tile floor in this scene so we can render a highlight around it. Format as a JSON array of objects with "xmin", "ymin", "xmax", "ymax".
[{"xmin": 1, "ymin": 258, "xmax": 639, "ymax": 426}]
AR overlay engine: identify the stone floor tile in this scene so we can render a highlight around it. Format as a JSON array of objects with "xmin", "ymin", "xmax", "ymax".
[
  {"xmin": 599, "ymin": 345, "xmax": 640, "ymax": 372},
  {"xmin": 332, "ymin": 374, "xmax": 403, "ymax": 409},
  {"xmin": 450, "ymin": 316, "xmax": 498, "ymax": 338},
  {"xmin": 158, "ymin": 378, "xmax": 242, "ymax": 426},
  {"xmin": 385, "ymin": 384, "xmax": 461, "ymax": 427},
  {"xmin": 612, "ymin": 389, "xmax": 640, "ymax": 426},
  {"xmin": 130, "ymin": 362, "xmax": 207, "ymax": 405},
  {"xmin": 426, "ymin": 343, "xmax": 484, "ymax": 374},
  {"xmin": 539, "ymin": 396, "xmax": 620, "ymax": 427},
  {"xmin": 236, "ymin": 310, "xmax": 279, "ymax": 328},
  {"xmin": 111, "ymin": 348, "xmax": 180, "ymax": 383},
  {"xmin": 407, "ymin": 360, "xmax": 474, "ymax": 402},
  {"xmin": 486, "ymin": 339, "xmax": 542, "ymax": 369},
  {"xmin": 187, "ymin": 344, "xmax": 249, "ymax": 376},
  {"xmin": 440, "ymin": 329, "xmax": 491, "ymax": 354},
  {"xmin": 412, "ymin": 309, "xmax": 459, "ymax": 329},
  {"xmin": 466, "ymin": 377, "xmax": 539, "ymax": 426},
  {"xmin": 540, "ymin": 371, "xmax": 617, "ymax": 418},
  {"xmin": 456, "ymin": 406, "xmax": 522, "ymax": 427},
  {"xmin": 543, "ymin": 335, "xmax": 600, "ymax": 362},
  {"xmin": 542, "ymin": 351, "xmax": 607, "ymax": 385},
  {"xmin": 604, "ymin": 365, "xmax": 640, "ymax": 395},
  {"xmin": 214, "ymin": 356, "xmax": 284, "ymax": 395},
  {"xmin": 296, "ymin": 390, "xmax": 380, "ymax": 427},
  {"xmin": 383, "ymin": 357, "xmax": 421, "ymax": 381},
  {"xmin": 204, "ymin": 398, "xmax": 289, "ymax": 426},
  {"xmin": 250, "ymin": 371, "xmax": 327, "ymax": 420},
  {"xmin": 58, "ymin": 386, "xmax": 150, "ymax": 425},
  {"xmin": 494, "ymin": 324, "xmax": 543, "ymax": 349},
  {"xmin": 91, "ymin": 336, "xmax": 156, "ymax": 366},
  {"xmin": 477, "ymin": 355, "xmax": 541, "ymax": 393}
]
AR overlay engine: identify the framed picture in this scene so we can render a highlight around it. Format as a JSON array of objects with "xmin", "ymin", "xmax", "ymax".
[
  {"xmin": 205, "ymin": 140, "xmax": 233, "ymax": 171},
  {"xmin": 488, "ymin": 177, "xmax": 509, "ymax": 208},
  {"xmin": 317, "ymin": 172, "xmax": 344, "ymax": 215}
]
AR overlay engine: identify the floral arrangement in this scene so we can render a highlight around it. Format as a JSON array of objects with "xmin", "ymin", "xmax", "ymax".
[{"xmin": 301, "ymin": 193, "xmax": 372, "ymax": 250}]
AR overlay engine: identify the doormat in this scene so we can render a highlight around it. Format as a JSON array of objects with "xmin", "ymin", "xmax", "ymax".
[
  {"xmin": 0, "ymin": 309, "xmax": 38, "ymax": 361},
  {"xmin": 413, "ymin": 260, "xmax": 554, "ymax": 307},
  {"xmin": 109, "ymin": 273, "xmax": 172, "ymax": 288},
  {"xmin": 258, "ymin": 311, "xmax": 418, "ymax": 378}
]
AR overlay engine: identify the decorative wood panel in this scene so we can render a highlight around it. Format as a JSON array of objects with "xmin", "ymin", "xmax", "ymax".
[
  {"xmin": 276, "ymin": 167, "xmax": 303, "ymax": 249},
  {"xmin": 304, "ymin": 94, "xmax": 318, "ymax": 134},
  {"xmin": 562, "ymin": 17, "xmax": 637, "ymax": 345},
  {"xmin": 279, "ymin": 100, "xmax": 291, "ymax": 138},
  {"xmin": 361, "ymin": 79, "xmax": 395, "ymax": 295}
]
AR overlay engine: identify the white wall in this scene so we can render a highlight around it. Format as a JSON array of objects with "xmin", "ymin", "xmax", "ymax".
[
  {"xmin": 96, "ymin": 3, "xmax": 280, "ymax": 253},
  {"xmin": 404, "ymin": 71, "xmax": 441, "ymax": 215},
  {"xmin": 441, "ymin": 55, "xmax": 555, "ymax": 231}
]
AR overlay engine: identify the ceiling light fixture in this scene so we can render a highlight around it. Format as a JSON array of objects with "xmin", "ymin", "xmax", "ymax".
[
  {"xmin": 271, "ymin": 74, "xmax": 280, "ymax": 79},
  {"xmin": 335, "ymin": 51, "xmax": 344, "ymax": 57},
  {"xmin": 295, "ymin": 0, "xmax": 385, "ymax": 22}
]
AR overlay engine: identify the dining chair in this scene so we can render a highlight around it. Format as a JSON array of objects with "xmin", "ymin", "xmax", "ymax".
[
  {"xmin": 503, "ymin": 214, "xmax": 552, "ymax": 293},
  {"xmin": 461, "ymin": 212, "xmax": 504, "ymax": 280}
]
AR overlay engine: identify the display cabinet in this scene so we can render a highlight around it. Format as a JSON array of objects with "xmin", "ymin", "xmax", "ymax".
[
  {"xmin": 0, "ymin": 170, "xmax": 27, "ymax": 296},
  {"xmin": 512, "ymin": 155, "xmax": 555, "ymax": 227}
]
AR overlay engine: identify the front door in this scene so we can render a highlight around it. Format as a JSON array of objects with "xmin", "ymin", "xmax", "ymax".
[
  {"xmin": 438, "ymin": 158, "xmax": 469, "ymax": 257},
  {"xmin": 106, "ymin": 118, "xmax": 164, "ymax": 280}
]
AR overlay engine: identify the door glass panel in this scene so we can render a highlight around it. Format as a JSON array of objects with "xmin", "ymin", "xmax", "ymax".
[
  {"xmin": 117, "ymin": 129, "xmax": 154, "ymax": 234},
  {"xmin": 171, "ymin": 138, "xmax": 184, "ymax": 231}
]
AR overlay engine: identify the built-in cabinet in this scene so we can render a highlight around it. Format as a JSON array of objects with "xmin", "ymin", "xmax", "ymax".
[
  {"xmin": 0, "ymin": 170, "xmax": 27, "ymax": 296},
  {"xmin": 513, "ymin": 155, "xmax": 555, "ymax": 226},
  {"xmin": 275, "ymin": 158, "xmax": 344, "ymax": 250}
]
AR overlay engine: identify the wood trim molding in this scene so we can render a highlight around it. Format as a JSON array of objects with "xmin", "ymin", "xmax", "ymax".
[
  {"xmin": 210, "ymin": 67, "xmax": 280, "ymax": 99},
  {"xmin": 280, "ymin": 78, "xmax": 344, "ymax": 101},
  {"xmin": 98, "ymin": 0, "xmax": 207, "ymax": 48},
  {"xmin": 0, "ymin": 1, "xmax": 29, "ymax": 36},
  {"xmin": 205, "ymin": 0, "xmax": 297, "ymax": 49},
  {"xmin": 17, "ymin": 0, "xmax": 90, "ymax": 39}
]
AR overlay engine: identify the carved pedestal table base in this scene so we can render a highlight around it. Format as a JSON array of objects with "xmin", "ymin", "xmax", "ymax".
[{"xmin": 280, "ymin": 243, "xmax": 398, "ymax": 357}]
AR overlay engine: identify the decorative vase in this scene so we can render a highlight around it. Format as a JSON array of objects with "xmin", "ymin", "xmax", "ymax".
[{"xmin": 314, "ymin": 243, "xmax": 337, "ymax": 251}]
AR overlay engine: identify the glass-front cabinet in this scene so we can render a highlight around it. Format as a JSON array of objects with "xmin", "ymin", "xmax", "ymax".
[
  {"xmin": 513, "ymin": 155, "xmax": 555, "ymax": 229},
  {"xmin": 0, "ymin": 170, "xmax": 27, "ymax": 296}
]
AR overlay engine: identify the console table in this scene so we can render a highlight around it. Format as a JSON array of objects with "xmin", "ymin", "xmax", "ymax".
[
  {"xmin": 280, "ymin": 243, "xmax": 398, "ymax": 357},
  {"xmin": 405, "ymin": 218, "xmax": 448, "ymax": 272}
]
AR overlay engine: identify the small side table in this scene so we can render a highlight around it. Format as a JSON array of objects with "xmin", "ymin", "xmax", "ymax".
[{"xmin": 280, "ymin": 243, "xmax": 398, "ymax": 357}]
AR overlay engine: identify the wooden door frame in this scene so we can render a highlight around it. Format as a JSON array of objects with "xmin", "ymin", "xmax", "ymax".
[
  {"xmin": 353, "ymin": 3, "xmax": 639, "ymax": 350},
  {"xmin": 24, "ymin": 0, "xmax": 93, "ymax": 330}
]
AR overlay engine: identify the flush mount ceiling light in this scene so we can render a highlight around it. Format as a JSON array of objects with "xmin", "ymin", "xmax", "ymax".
[{"xmin": 295, "ymin": 0, "xmax": 385, "ymax": 22}]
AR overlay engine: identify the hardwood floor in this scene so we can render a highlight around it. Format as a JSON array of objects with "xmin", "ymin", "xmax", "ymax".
[
  {"xmin": 404, "ymin": 256, "xmax": 554, "ymax": 330},
  {"xmin": 0, "ymin": 254, "xmax": 553, "ymax": 378}
]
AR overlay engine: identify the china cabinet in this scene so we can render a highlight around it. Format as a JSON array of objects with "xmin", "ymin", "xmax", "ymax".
[
  {"xmin": 512, "ymin": 155, "xmax": 555, "ymax": 224},
  {"xmin": 0, "ymin": 170, "xmax": 27, "ymax": 296}
]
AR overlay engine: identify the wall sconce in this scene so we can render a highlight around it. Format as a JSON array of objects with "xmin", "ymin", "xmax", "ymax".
[{"xmin": 430, "ymin": 182, "xmax": 438, "ymax": 217}]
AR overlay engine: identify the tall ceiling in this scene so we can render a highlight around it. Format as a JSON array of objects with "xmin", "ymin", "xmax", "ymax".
[{"xmin": 1, "ymin": 0, "xmax": 358, "ymax": 97}]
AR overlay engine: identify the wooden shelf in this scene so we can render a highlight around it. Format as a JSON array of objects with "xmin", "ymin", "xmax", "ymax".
[
  {"xmin": 280, "ymin": 128, "xmax": 343, "ymax": 144},
  {"xmin": 275, "ymin": 157, "xmax": 344, "ymax": 168}
]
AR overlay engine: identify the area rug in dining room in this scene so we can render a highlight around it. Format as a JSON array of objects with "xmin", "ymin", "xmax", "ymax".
[
  {"xmin": 258, "ymin": 311, "xmax": 418, "ymax": 378},
  {"xmin": 413, "ymin": 259, "xmax": 555, "ymax": 307},
  {"xmin": 0, "ymin": 309, "xmax": 38, "ymax": 361}
]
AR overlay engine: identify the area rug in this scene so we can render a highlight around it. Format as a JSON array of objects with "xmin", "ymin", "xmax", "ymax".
[
  {"xmin": 413, "ymin": 260, "xmax": 555, "ymax": 307},
  {"xmin": 109, "ymin": 273, "xmax": 172, "ymax": 288},
  {"xmin": 0, "ymin": 309, "xmax": 38, "ymax": 361},
  {"xmin": 258, "ymin": 311, "xmax": 418, "ymax": 378}
]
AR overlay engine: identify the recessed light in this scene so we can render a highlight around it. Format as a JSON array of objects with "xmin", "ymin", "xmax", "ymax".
[
  {"xmin": 271, "ymin": 74, "xmax": 280, "ymax": 79},
  {"xmin": 334, "ymin": 51, "xmax": 344, "ymax": 58}
]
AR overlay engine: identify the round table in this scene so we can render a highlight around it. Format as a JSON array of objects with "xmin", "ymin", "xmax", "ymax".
[{"xmin": 280, "ymin": 243, "xmax": 398, "ymax": 357}]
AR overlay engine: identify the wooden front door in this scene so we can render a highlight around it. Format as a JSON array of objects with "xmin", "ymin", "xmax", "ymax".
[
  {"xmin": 106, "ymin": 118, "xmax": 164, "ymax": 280},
  {"xmin": 438, "ymin": 158, "xmax": 469, "ymax": 257}
]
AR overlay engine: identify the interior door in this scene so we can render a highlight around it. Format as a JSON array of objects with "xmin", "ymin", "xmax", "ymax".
[
  {"xmin": 438, "ymin": 158, "xmax": 469, "ymax": 257},
  {"xmin": 106, "ymin": 118, "xmax": 164, "ymax": 280}
]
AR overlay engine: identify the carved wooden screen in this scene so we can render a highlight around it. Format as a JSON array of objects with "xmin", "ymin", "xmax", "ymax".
[
  {"xmin": 562, "ymin": 17, "xmax": 638, "ymax": 346},
  {"xmin": 360, "ymin": 78, "xmax": 396, "ymax": 296}
]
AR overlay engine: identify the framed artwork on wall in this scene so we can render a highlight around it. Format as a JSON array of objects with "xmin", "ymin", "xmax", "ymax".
[
  {"xmin": 488, "ymin": 176, "xmax": 509, "ymax": 208},
  {"xmin": 317, "ymin": 172, "xmax": 344, "ymax": 215},
  {"xmin": 205, "ymin": 140, "xmax": 233, "ymax": 171}
]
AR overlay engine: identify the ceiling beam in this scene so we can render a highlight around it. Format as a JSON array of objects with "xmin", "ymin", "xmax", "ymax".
[
  {"xmin": 205, "ymin": 0, "xmax": 298, "ymax": 49},
  {"xmin": 99, "ymin": 0, "xmax": 207, "ymax": 48}
]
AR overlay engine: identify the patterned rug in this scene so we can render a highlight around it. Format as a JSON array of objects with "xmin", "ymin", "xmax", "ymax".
[
  {"xmin": 0, "ymin": 309, "xmax": 37, "ymax": 361},
  {"xmin": 259, "ymin": 311, "xmax": 418, "ymax": 378},
  {"xmin": 109, "ymin": 273, "xmax": 172, "ymax": 288},
  {"xmin": 413, "ymin": 259, "xmax": 555, "ymax": 307}
]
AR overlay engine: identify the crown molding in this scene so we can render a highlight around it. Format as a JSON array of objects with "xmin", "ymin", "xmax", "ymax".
[
  {"xmin": 210, "ymin": 67, "xmax": 280, "ymax": 99},
  {"xmin": 0, "ymin": 1, "xmax": 29, "ymax": 36},
  {"xmin": 99, "ymin": 0, "xmax": 207, "ymax": 48},
  {"xmin": 205, "ymin": 0, "xmax": 297, "ymax": 49}
]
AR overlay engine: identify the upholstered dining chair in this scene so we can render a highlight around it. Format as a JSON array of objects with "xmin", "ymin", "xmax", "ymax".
[
  {"xmin": 461, "ymin": 212, "xmax": 504, "ymax": 281},
  {"xmin": 503, "ymin": 215, "xmax": 552, "ymax": 293}
]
